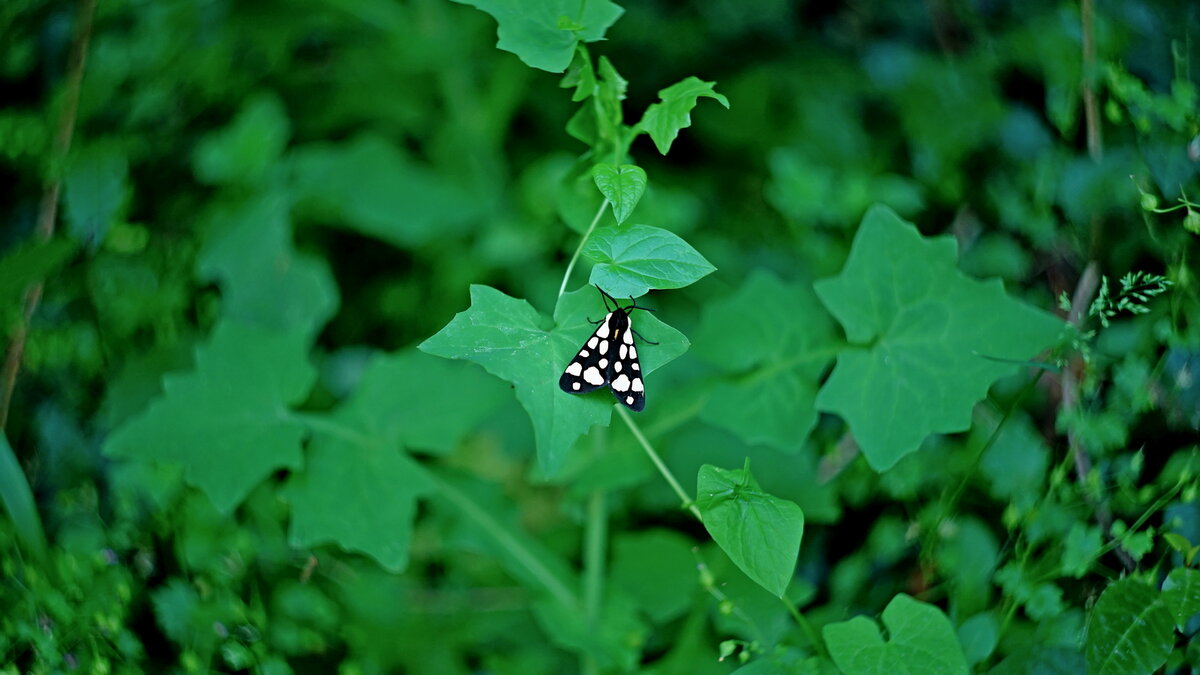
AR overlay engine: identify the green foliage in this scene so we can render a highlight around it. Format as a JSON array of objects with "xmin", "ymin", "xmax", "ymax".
[
  {"xmin": 697, "ymin": 462, "xmax": 804, "ymax": 598},
  {"xmin": 4, "ymin": 0, "xmax": 1198, "ymax": 672}
]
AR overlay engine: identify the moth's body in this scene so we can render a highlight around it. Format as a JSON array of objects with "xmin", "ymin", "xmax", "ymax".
[{"xmin": 559, "ymin": 296, "xmax": 648, "ymax": 411}]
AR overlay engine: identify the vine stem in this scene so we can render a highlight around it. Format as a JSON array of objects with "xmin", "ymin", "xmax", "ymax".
[
  {"xmin": 557, "ymin": 201, "xmax": 608, "ymax": 298},
  {"xmin": 0, "ymin": 0, "xmax": 97, "ymax": 430},
  {"xmin": 581, "ymin": 427, "xmax": 608, "ymax": 675},
  {"xmin": 615, "ymin": 406, "xmax": 702, "ymax": 521}
]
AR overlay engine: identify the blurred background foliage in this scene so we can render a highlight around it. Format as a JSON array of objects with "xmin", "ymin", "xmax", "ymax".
[{"xmin": 1, "ymin": 0, "xmax": 1199, "ymax": 673}]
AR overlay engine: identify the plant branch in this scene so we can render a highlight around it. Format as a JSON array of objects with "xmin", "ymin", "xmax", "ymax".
[
  {"xmin": 557, "ymin": 201, "xmax": 608, "ymax": 298},
  {"xmin": 1061, "ymin": 262, "xmax": 1136, "ymax": 571},
  {"xmin": 0, "ymin": 0, "xmax": 97, "ymax": 430},
  {"xmin": 1081, "ymin": 0, "xmax": 1103, "ymax": 163},
  {"xmin": 615, "ymin": 405, "xmax": 702, "ymax": 522}
]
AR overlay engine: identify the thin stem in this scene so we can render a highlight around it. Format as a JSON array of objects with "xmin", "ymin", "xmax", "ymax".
[
  {"xmin": 0, "ymin": 0, "xmax": 97, "ymax": 430},
  {"xmin": 558, "ymin": 201, "xmax": 609, "ymax": 298},
  {"xmin": 615, "ymin": 405, "xmax": 702, "ymax": 521},
  {"xmin": 581, "ymin": 428, "xmax": 608, "ymax": 675},
  {"xmin": 780, "ymin": 597, "xmax": 828, "ymax": 658}
]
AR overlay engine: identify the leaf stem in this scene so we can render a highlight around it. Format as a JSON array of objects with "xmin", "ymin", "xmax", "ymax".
[
  {"xmin": 780, "ymin": 597, "xmax": 828, "ymax": 658},
  {"xmin": 615, "ymin": 405, "xmax": 702, "ymax": 521},
  {"xmin": 0, "ymin": 0, "xmax": 97, "ymax": 430},
  {"xmin": 557, "ymin": 200, "xmax": 609, "ymax": 298},
  {"xmin": 582, "ymin": 428, "xmax": 608, "ymax": 675}
]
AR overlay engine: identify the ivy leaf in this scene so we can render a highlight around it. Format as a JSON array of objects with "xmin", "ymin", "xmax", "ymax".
[
  {"xmin": 198, "ymin": 195, "xmax": 338, "ymax": 341},
  {"xmin": 104, "ymin": 320, "xmax": 315, "ymax": 513},
  {"xmin": 1085, "ymin": 578, "xmax": 1173, "ymax": 675},
  {"xmin": 696, "ymin": 462, "xmax": 804, "ymax": 598},
  {"xmin": 693, "ymin": 271, "xmax": 839, "ymax": 452},
  {"xmin": 1161, "ymin": 568, "xmax": 1200, "ymax": 629},
  {"xmin": 451, "ymin": 0, "xmax": 624, "ymax": 73},
  {"xmin": 637, "ymin": 76, "xmax": 730, "ymax": 155},
  {"xmin": 823, "ymin": 594, "xmax": 969, "ymax": 675},
  {"xmin": 592, "ymin": 164, "xmax": 647, "ymax": 225},
  {"xmin": 63, "ymin": 144, "xmax": 128, "ymax": 245},
  {"xmin": 583, "ymin": 224, "xmax": 715, "ymax": 298},
  {"xmin": 283, "ymin": 429, "xmax": 433, "ymax": 573},
  {"xmin": 419, "ymin": 285, "xmax": 688, "ymax": 473},
  {"xmin": 814, "ymin": 206, "xmax": 1064, "ymax": 470}
]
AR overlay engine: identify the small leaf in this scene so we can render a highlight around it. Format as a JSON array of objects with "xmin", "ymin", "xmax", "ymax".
[
  {"xmin": 451, "ymin": 0, "xmax": 624, "ymax": 73},
  {"xmin": 1085, "ymin": 578, "xmax": 1174, "ymax": 675},
  {"xmin": 193, "ymin": 92, "xmax": 290, "ymax": 186},
  {"xmin": 0, "ymin": 432, "xmax": 47, "ymax": 560},
  {"xmin": 823, "ymin": 594, "xmax": 968, "ymax": 675},
  {"xmin": 814, "ymin": 205, "xmax": 1065, "ymax": 470},
  {"xmin": 697, "ymin": 462, "xmax": 804, "ymax": 598},
  {"xmin": 1161, "ymin": 568, "xmax": 1200, "ymax": 630},
  {"xmin": 957, "ymin": 612, "xmax": 999, "ymax": 666},
  {"xmin": 1163, "ymin": 532, "xmax": 1192, "ymax": 554},
  {"xmin": 63, "ymin": 144, "xmax": 128, "ymax": 245},
  {"xmin": 0, "ymin": 237, "xmax": 78, "ymax": 334},
  {"xmin": 103, "ymin": 320, "xmax": 316, "ymax": 513},
  {"xmin": 592, "ymin": 164, "xmax": 647, "ymax": 225},
  {"xmin": 583, "ymin": 223, "xmax": 715, "ymax": 298},
  {"xmin": 638, "ymin": 76, "xmax": 730, "ymax": 154}
]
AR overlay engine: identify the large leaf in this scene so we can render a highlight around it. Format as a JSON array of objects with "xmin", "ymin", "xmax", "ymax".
[
  {"xmin": 419, "ymin": 285, "xmax": 688, "ymax": 473},
  {"xmin": 814, "ymin": 205, "xmax": 1064, "ymax": 470},
  {"xmin": 592, "ymin": 163, "xmax": 646, "ymax": 225},
  {"xmin": 823, "ymin": 594, "xmax": 968, "ymax": 675},
  {"xmin": 696, "ymin": 462, "xmax": 804, "ymax": 598},
  {"xmin": 583, "ymin": 224, "xmax": 715, "ymax": 298},
  {"xmin": 693, "ymin": 270, "xmax": 839, "ymax": 452},
  {"xmin": 1161, "ymin": 568, "xmax": 1200, "ymax": 630},
  {"xmin": 198, "ymin": 194, "xmax": 338, "ymax": 341},
  {"xmin": 288, "ymin": 134, "xmax": 481, "ymax": 248},
  {"xmin": 0, "ymin": 432, "xmax": 47, "ymax": 559},
  {"xmin": 451, "ymin": 0, "xmax": 624, "ymax": 73},
  {"xmin": 104, "ymin": 321, "xmax": 316, "ymax": 513},
  {"xmin": 638, "ymin": 76, "xmax": 730, "ymax": 154},
  {"xmin": 1085, "ymin": 578, "xmax": 1173, "ymax": 675}
]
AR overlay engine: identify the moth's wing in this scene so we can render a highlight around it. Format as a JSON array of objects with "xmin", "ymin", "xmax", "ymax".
[
  {"xmin": 560, "ymin": 316, "xmax": 614, "ymax": 395},
  {"xmin": 607, "ymin": 315, "xmax": 646, "ymax": 412}
]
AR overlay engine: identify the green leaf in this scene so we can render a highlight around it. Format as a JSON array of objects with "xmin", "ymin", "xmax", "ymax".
[
  {"xmin": 288, "ymin": 133, "xmax": 482, "ymax": 248},
  {"xmin": 975, "ymin": 409, "xmax": 1049, "ymax": 510},
  {"xmin": 823, "ymin": 594, "xmax": 968, "ymax": 675},
  {"xmin": 957, "ymin": 612, "xmax": 998, "ymax": 666},
  {"xmin": 533, "ymin": 591, "xmax": 646, "ymax": 671},
  {"xmin": 193, "ymin": 92, "xmax": 290, "ymax": 186},
  {"xmin": 283, "ymin": 432, "xmax": 433, "ymax": 573},
  {"xmin": 583, "ymin": 223, "xmax": 715, "ymax": 298},
  {"xmin": 1162, "ymin": 568, "xmax": 1200, "ymax": 630},
  {"xmin": 152, "ymin": 579, "xmax": 199, "ymax": 644},
  {"xmin": 592, "ymin": 164, "xmax": 647, "ymax": 225},
  {"xmin": 63, "ymin": 144, "xmax": 128, "ymax": 245},
  {"xmin": 814, "ymin": 206, "xmax": 1065, "ymax": 470},
  {"xmin": 0, "ymin": 237, "xmax": 77, "ymax": 334},
  {"xmin": 1060, "ymin": 522, "xmax": 1103, "ymax": 578},
  {"xmin": 0, "ymin": 432, "xmax": 47, "ymax": 560},
  {"xmin": 451, "ymin": 0, "xmax": 624, "ymax": 73},
  {"xmin": 696, "ymin": 462, "xmax": 804, "ymax": 598},
  {"xmin": 638, "ymin": 76, "xmax": 730, "ymax": 155},
  {"xmin": 198, "ymin": 195, "xmax": 338, "ymax": 341},
  {"xmin": 693, "ymin": 271, "xmax": 839, "ymax": 452},
  {"xmin": 419, "ymin": 285, "xmax": 688, "ymax": 473},
  {"xmin": 1085, "ymin": 578, "xmax": 1174, "ymax": 675},
  {"xmin": 104, "ymin": 320, "xmax": 316, "ymax": 513}
]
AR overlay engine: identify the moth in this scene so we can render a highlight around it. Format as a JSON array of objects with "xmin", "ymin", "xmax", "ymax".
[{"xmin": 559, "ymin": 287, "xmax": 657, "ymax": 411}]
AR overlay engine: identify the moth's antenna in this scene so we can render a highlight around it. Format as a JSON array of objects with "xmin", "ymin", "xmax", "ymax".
[
  {"xmin": 627, "ymin": 295, "xmax": 656, "ymax": 312},
  {"xmin": 595, "ymin": 285, "xmax": 615, "ymax": 311}
]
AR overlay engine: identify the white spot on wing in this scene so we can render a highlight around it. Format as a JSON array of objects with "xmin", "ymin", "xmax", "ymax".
[
  {"xmin": 579, "ymin": 349, "xmax": 589, "ymax": 357},
  {"xmin": 630, "ymin": 346, "xmax": 637, "ymax": 359},
  {"xmin": 623, "ymin": 330, "xmax": 633, "ymax": 345},
  {"xmin": 619, "ymin": 344, "xmax": 627, "ymax": 359},
  {"xmin": 614, "ymin": 361, "xmax": 622, "ymax": 372},
  {"xmin": 626, "ymin": 396, "xmax": 635, "ymax": 405},
  {"xmin": 631, "ymin": 378, "xmax": 643, "ymax": 392},
  {"xmin": 572, "ymin": 382, "xmax": 580, "ymax": 390},
  {"xmin": 632, "ymin": 363, "xmax": 639, "ymax": 371},
  {"xmin": 584, "ymin": 367, "xmax": 605, "ymax": 385},
  {"xmin": 599, "ymin": 358, "xmax": 608, "ymax": 369},
  {"xmin": 611, "ymin": 374, "xmax": 630, "ymax": 392},
  {"xmin": 596, "ymin": 315, "xmax": 612, "ymax": 338},
  {"xmin": 599, "ymin": 339, "xmax": 609, "ymax": 354},
  {"xmin": 587, "ymin": 337, "xmax": 598, "ymax": 349},
  {"xmin": 566, "ymin": 362, "xmax": 582, "ymax": 376}
]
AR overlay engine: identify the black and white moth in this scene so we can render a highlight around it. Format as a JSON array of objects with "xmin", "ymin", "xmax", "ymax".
[{"xmin": 559, "ymin": 287, "xmax": 656, "ymax": 412}]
